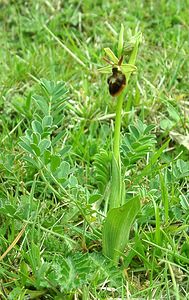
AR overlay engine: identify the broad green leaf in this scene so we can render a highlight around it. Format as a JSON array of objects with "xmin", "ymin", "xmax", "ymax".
[
  {"xmin": 32, "ymin": 94, "xmax": 49, "ymax": 115},
  {"xmin": 41, "ymin": 130, "xmax": 52, "ymax": 139},
  {"xmin": 51, "ymin": 130, "xmax": 66, "ymax": 147},
  {"xmin": 50, "ymin": 154, "xmax": 61, "ymax": 172},
  {"xmin": 31, "ymin": 120, "xmax": 43, "ymax": 134},
  {"xmin": 32, "ymin": 132, "xmax": 41, "ymax": 145},
  {"xmin": 41, "ymin": 78, "xmax": 54, "ymax": 95},
  {"xmin": 144, "ymin": 124, "xmax": 156, "ymax": 134},
  {"xmin": 59, "ymin": 145, "xmax": 72, "ymax": 156},
  {"xmin": 52, "ymin": 82, "xmax": 68, "ymax": 102},
  {"xmin": 25, "ymin": 129, "xmax": 33, "ymax": 139},
  {"xmin": 57, "ymin": 161, "xmax": 70, "ymax": 178},
  {"xmin": 19, "ymin": 135, "xmax": 31, "ymax": 144},
  {"xmin": 118, "ymin": 24, "xmax": 124, "ymax": 58},
  {"xmin": 129, "ymin": 124, "xmax": 140, "ymax": 138},
  {"xmin": 69, "ymin": 175, "xmax": 78, "ymax": 187},
  {"xmin": 19, "ymin": 141, "xmax": 34, "ymax": 155},
  {"xmin": 43, "ymin": 149, "xmax": 51, "ymax": 164},
  {"xmin": 31, "ymin": 143, "xmax": 40, "ymax": 156},
  {"xmin": 42, "ymin": 116, "xmax": 53, "ymax": 128},
  {"xmin": 89, "ymin": 194, "xmax": 101, "ymax": 204},
  {"xmin": 109, "ymin": 155, "xmax": 121, "ymax": 210},
  {"xmin": 104, "ymin": 48, "xmax": 119, "ymax": 64},
  {"xmin": 102, "ymin": 195, "xmax": 140, "ymax": 263},
  {"xmin": 38, "ymin": 139, "xmax": 51, "ymax": 154},
  {"xmin": 23, "ymin": 156, "xmax": 39, "ymax": 168}
]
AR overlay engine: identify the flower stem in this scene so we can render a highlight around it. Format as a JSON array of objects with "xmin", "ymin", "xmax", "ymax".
[
  {"xmin": 113, "ymin": 93, "xmax": 124, "ymax": 164},
  {"xmin": 109, "ymin": 92, "xmax": 125, "ymax": 210}
]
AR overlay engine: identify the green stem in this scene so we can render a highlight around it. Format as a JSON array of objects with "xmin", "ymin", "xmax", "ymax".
[
  {"xmin": 113, "ymin": 93, "xmax": 124, "ymax": 164},
  {"xmin": 109, "ymin": 92, "xmax": 125, "ymax": 210}
]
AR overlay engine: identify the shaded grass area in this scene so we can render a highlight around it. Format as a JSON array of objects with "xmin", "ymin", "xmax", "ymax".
[{"xmin": 0, "ymin": 0, "xmax": 189, "ymax": 299}]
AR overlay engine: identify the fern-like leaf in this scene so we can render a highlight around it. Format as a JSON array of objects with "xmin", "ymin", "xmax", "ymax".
[
  {"xmin": 121, "ymin": 120, "xmax": 156, "ymax": 169},
  {"xmin": 93, "ymin": 149, "xmax": 111, "ymax": 194},
  {"xmin": 47, "ymin": 253, "xmax": 91, "ymax": 293}
]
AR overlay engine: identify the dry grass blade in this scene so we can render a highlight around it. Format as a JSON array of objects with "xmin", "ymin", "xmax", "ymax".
[{"xmin": 0, "ymin": 224, "xmax": 27, "ymax": 261}]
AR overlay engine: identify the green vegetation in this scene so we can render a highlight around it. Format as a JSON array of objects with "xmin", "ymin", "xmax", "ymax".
[{"xmin": 0, "ymin": 1, "xmax": 189, "ymax": 299}]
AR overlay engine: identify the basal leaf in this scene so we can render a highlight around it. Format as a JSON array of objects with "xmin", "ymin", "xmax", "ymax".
[
  {"xmin": 102, "ymin": 195, "xmax": 140, "ymax": 263},
  {"xmin": 109, "ymin": 155, "xmax": 121, "ymax": 209}
]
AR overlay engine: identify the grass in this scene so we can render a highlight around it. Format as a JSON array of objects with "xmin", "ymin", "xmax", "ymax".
[{"xmin": 0, "ymin": 0, "xmax": 189, "ymax": 299}]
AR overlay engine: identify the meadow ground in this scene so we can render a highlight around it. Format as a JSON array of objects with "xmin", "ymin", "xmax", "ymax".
[{"xmin": 0, "ymin": 1, "xmax": 189, "ymax": 299}]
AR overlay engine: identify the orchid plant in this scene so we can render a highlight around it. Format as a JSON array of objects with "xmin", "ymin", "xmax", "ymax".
[{"xmin": 99, "ymin": 25, "xmax": 142, "ymax": 263}]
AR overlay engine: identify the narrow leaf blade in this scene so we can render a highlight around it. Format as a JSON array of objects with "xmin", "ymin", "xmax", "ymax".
[{"xmin": 118, "ymin": 24, "xmax": 124, "ymax": 58}]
